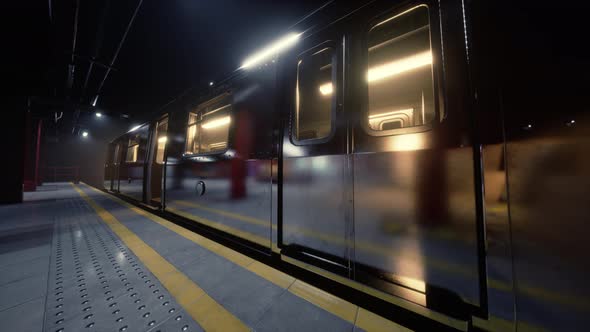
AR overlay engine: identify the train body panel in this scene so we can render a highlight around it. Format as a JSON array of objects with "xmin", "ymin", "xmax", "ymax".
[{"xmin": 102, "ymin": 0, "xmax": 590, "ymax": 330}]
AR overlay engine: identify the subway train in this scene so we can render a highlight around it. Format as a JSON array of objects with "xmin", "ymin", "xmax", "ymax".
[{"xmin": 103, "ymin": 1, "xmax": 590, "ymax": 331}]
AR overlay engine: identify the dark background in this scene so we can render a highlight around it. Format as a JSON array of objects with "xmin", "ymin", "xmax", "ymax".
[
  {"xmin": 6, "ymin": 0, "xmax": 325, "ymax": 188},
  {"xmin": 4, "ymin": 0, "xmax": 590, "ymax": 193}
]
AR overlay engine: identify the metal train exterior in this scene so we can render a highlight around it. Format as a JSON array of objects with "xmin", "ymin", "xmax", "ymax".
[{"xmin": 103, "ymin": 1, "xmax": 590, "ymax": 331}]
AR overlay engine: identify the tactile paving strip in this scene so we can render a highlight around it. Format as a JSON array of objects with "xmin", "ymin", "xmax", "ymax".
[{"xmin": 44, "ymin": 197, "xmax": 202, "ymax": 332}]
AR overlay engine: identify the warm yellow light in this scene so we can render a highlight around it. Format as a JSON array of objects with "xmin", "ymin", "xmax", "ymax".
[
  {"xmin": 389, "ymin": 133, "xmax": 425, "ymax": 151},
  {"xmin": 368, "ymin": 51, "xmax": 432, "ymax": 83},
  {"xmin": 319, "ymin": 82, "xmax": 333, "ymax": 96},
  {"xmin": 157, "ymin": 136, "xmax": 167, "ymax": 143},
  {"xmin": 369, "ymin": 108, "xmax": 414, "ymax": 119},
  {"xmin": 397, "ymin": 276, "xmax": 426, "ymax": 292},
  {"xmin": 201, "ymin": 116, "xmax": 230, "ymax": 129},
  {"xmin": 208, "ymin": 142, "xmax": 227, "ymax": 149},
  {"xmin": 241, "ymin": 33, "xmax": 302, "ymax": 69}
]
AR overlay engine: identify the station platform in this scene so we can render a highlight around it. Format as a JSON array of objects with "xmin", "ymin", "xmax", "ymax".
[{"xmin": 0, "ymin": 182, "xmax": 410, "ymax": 332}]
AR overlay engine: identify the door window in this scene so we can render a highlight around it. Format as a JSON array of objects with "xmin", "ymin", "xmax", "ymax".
[
  {"xmin": 294, "ymin": 46, "xmax": 336, "ymax": 142},
  {"xmin": 367, "ymin": 5, "xmax": 436, "ymax": 133}
]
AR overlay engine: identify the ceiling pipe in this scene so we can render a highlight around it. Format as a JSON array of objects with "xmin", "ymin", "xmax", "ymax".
[
  {"xmin": 67, "ymin": 0, "xmax": 80, "ymax": 92},
  {"xmin": 93, "ymin": 0, "xmax": 144, "ymax": 107}
]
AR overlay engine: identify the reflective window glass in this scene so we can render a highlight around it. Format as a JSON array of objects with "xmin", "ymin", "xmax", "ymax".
[
  {"xmin": 155, "ymin": 118, "xmax": 168, "ymax": 164},
  {"xmin": 367, "ymin": 6, "xmax": 436, "ymax": 132},
  {"xmin": 295, "ymin": 47, "xmax": 335, "ymax": 141},
  {"xmin": 185, "ymin": 101, "xmax": 231, "ymax": 154}
]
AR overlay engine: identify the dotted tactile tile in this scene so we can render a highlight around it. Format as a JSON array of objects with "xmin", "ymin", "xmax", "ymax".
[{"xmin": 44, "ymin": 197, "xmax": 202, "ymax": 332}]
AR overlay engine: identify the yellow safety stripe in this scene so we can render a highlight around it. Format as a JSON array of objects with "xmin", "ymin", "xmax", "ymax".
[
  {"xmin": 83, "ymin": 183, "xmax": 410, "ymax": 331},
  {"xmin": 71, "ymin": 183, "xmax": 249, "ymax": 332}
]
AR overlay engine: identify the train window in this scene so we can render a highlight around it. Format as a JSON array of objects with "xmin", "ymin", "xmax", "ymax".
[
  {"xmin": 294, "ymin": 46, "xmax": 335, "ymax": 142},
  {"xmin": 200, "ymin": 105, "xmax": 231, "ymax": 153},
  {"xmin": 185, "ymin": 103, "xmax": 231, "ymax": 154},
  {"xmin": 185, "ymin": 113, "xmax": 199, "ymax": 154},
  {"xmin": 126, "ymin": 136, "xmax": 140, "ymax": 163},
  {"xmin": 367, "ymin": 5, "xmax": 436, "ymax": 133},
  {"xmin": 155, "ymin": 118, "xmax": 168, "ymax": 164}
]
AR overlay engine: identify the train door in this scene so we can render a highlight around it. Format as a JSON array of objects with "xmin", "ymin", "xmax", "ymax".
[
  {"xmin": 110, "ymin": 143, "xmax": 121, "ymax": 191},
  {"xmin": 112, "ymin": 143, "xmax": 121, "ymax": 191},
  {"xmin": 146, "ymin": 116, "xmax": 168, "ymax": 207},
  {"xmin": 104, "ymin": 143, "xmax": 114, "ymax": 190},
  {"xmin": 350, "ymin": 4, "xmax": 481, "ymax": 314},
  {"xmin": 280, "ymin": 2, "xmax": 482, "ymax": 319},
  {"xmin": 119, "ymin": 125, "xmax": 149, "ymax": 201},
  {"xmin": 280, "ymin": 28, "xmax": 353, "ymax": 275}
]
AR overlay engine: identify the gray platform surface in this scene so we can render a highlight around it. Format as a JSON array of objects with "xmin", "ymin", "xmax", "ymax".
[{"xmin": 0, "ymin": 183, "xmax": 396, "ymax": 332}]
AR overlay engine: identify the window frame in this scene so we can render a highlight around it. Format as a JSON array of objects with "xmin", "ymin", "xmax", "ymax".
[
  {"xmin": 154, "ymin": 116, "xmax": 169, "ymax": 165},
  {"xmin": 183, "ymin": 94, "xmax": 232, "ymax": 157},
  {"xmin": 125, "ymin": 138, "xmax": 140, "ymax": 163},
  {"xmin": 361, "ymin": 4, "xmax": 442, "ymax": 138},
  {"xmin": 290, "ymin": 40, "xmax": 339, "ymax": 146}
]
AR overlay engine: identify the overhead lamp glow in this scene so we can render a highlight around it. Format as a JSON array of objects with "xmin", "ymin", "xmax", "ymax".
[
  {"xmin": 91, "ymin": 95, "xmax": 99, "ymax": 107},
  {"xmin": 319, "ymin": 83, "xmax": 333, "ymax": 96},
  {"xmin": 202, "ymin": 116, "xmax": 230, "ymax": 129},
  {"xmin": 81, "ymin": 131, "xmax": 89, "ymax": 137},
  {"xmin": 129, "ymin": 125, "xmax": 142, "ymax": 132},
  {"xmin": 368, "ymin": 51, "xmax": 432, "ymax": 83},
  {"xmin": 95, "ymin": 112, "xmax": 102, "ymax": 118},
  {"xmin": 209, "ymin": 81, "xmax": 214, "ymax": 86},
  {"xmin": 157, "ymin": 136, "xmax": 167, "ymax": 143},
  {"xmin": 240, "ymin": 32, "xmax": 302, "ymax": 69}
]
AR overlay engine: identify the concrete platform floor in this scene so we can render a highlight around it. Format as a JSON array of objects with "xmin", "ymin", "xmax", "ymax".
[{"xmin": 0, "ymin": 183, "xmax": 410, "ymax": 332}]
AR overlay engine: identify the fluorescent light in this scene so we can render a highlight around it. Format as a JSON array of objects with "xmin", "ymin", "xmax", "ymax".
[
  {"xmin": 82, "ymin": 131, "xmax": 89, "ymax": 137},
  {"xmin": 95, "ymin": 112, "xmax": 102, "ymax": 118},
  {"xmin": 129, "ymin": 125, "xmax": 141, "ymax": 132},
  {"xmin": 91, "ymin": 95, "xmax": 99, "ymax": 107},
  {"xmin": 241, "ymin": 33, "xmax": 301, "ymax": 69},
  {"xmin": 202, "ymin": 116, "xmax": 230, "ymax": 129},
  {"xmin": 319, "ymin": 83, "xmax": 333, "ymax": 96},
  {"xmin": 368, "ymin": 51, "xmax": 432, "ymax": 83},
  {"xmin": 158, "ymin": 136, "xmax": 167, "ymax": 143}
]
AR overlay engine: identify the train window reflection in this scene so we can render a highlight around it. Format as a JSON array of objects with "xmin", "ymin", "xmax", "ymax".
[
  {"xmin": 200, "ymin": 111, "xmax": 230, "ymax": 153},
  {"xmin": 295, "ymin": 47, "xmax": 335, "ymax": 141},
  {"xmin": 155, "ymin": 118, "xmax": 168, "ymax": 164},
  {"xmin": 126, "ymin": 136, "xmax": 140, "ymax": 163},
  {"xmin": 185, "ymin": 104, "xmax": 231, "ymax": 154},
  {"xmin": 367, "ymin": 5, "xmax": 436, "ymax": 132}
]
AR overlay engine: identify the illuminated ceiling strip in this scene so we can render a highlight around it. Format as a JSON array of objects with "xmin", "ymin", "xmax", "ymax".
[
  {"xmin": 240, "ymin": 33, "xmax": 302, "ymax": 69},
  {"xmin": 368, "ymin": 51, "xmax": 432, "ymax": 83},
  {"xmin": 157, "ymin": 136, "xmax": 167, "ymax": 143},
  {"xmin": 201, "ymin": 116, "xmax": 230, "ymax": 129}
]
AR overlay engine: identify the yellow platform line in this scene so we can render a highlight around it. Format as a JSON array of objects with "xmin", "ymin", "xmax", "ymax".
[
  {"xmin": 166, "ymin": 205, "xmax": 270, "ymax": 248},
  {"xmin": 169, "ymin": 199, "xmax": 590, "ymax": 314},
  {"xmin": 71, "ymin": 184, "xmax": 249, "ymax": 332},
  {"xmin": 82, "ymin": 183, "xmax": 410, "ymax": 331},
  {"xmin": 169, "ymin": 200, "xmax": 474, "ymax": 278}
]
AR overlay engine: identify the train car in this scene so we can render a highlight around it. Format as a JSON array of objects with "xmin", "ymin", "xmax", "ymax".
[{"xmin": 103, "ymin": 1, "xmax": 590, "ymax": 331}]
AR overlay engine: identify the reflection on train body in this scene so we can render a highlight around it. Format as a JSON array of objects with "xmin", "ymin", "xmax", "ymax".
[{"xmin": 101, "ymin": 1, "xmax": 590, "ymax": 331}]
